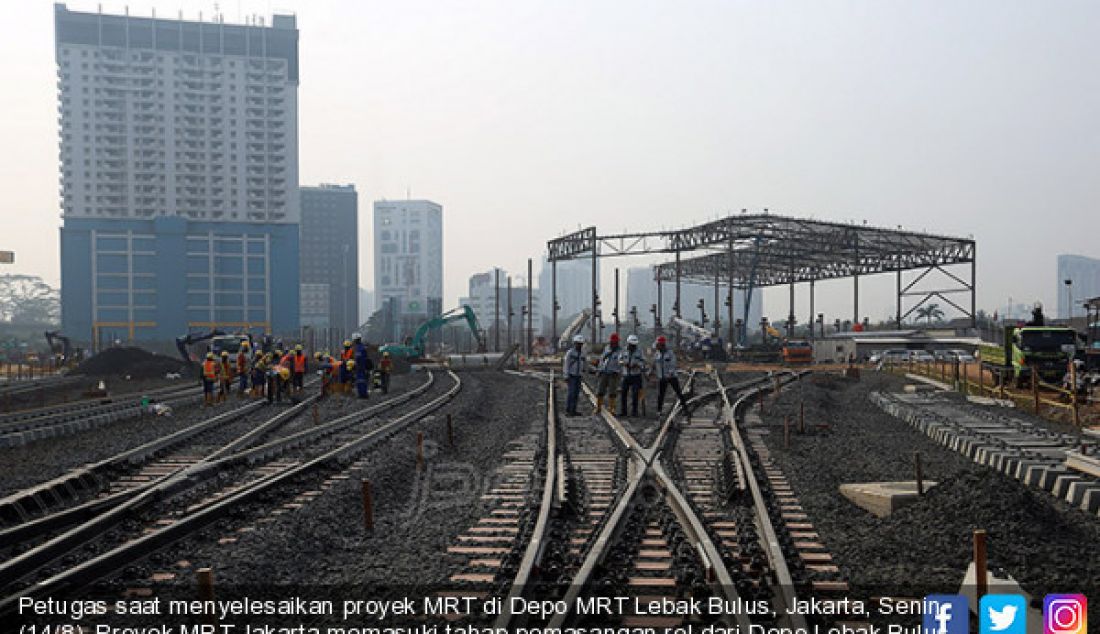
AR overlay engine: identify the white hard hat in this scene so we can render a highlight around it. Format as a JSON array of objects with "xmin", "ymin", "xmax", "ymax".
[
  {"xmin": 626, "ymin": 334, "xmax": 639, "ymax": 345},
  {"xmin": 352, "ymin": 332, "xmax": 362, "ymax": 341},
  {"xmin": 572, "ymin": 335, "xmax": 585, "ymax": 344}
]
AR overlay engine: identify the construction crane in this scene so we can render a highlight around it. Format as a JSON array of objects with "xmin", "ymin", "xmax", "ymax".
[
  {"xmin": 557, "ymin": 308, "xmax": 593, "ymax": 351},
  {"xmin": 380, "ymin": 306, "xmax": 487, "ymax": 359}
]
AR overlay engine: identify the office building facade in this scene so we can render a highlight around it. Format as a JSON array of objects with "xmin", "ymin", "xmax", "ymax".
[
  {"xmin": 373, "ymin": 200, "xmax": 443, "ymax": 319},
  {"xmin": 299, "ymin": 184, "xmax": 358, "ymax": 333},
  {"xmin": 55, "ymin": 4, "xmax": 300, "ymax": 346}
]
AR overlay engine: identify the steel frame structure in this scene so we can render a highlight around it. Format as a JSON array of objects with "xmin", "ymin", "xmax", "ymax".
[{"xmin": 546, "ymin": 213, "xmax": 976, "ymax": 346}]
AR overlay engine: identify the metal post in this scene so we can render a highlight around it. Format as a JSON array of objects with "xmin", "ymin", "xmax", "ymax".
[
  {"xmin": 656, "ymin": 278, "xmax": 662, "ymax": 326},
  {"xmin": 591, "ymin": 243, "xmax": 598, "ymax": 345},
  {"xmin": 973, "ymin": 529, "xmax": 988, "ymax": 600},
  {"xmin": 915, "ymin": 451, "xmax": 924, "ymax": 495},
  {"xmin": 674, "ymin": 251, "xmax": 682, "ymax": 317},
  {"xmin": 614, "ymin": 267, "xmax": 620, "ymax": 335},
  {"xmin": 551, "ymin": 259, "xmax": 558, "ymax": 349},
  {"xmin": 853, "ymin": 235, "xmax": 860, "ymax": 325},
  {"xmin": 507, "ymin": 276, "xmax": 513, "ymax": 350},
  {"xmin": 713, "ymin": 268, "xmax": 720, "ymax": 337},
  {"xmin": 527, "ymin": 258, "xmax": 533, "ymax": 357},
  {"xmin": 788, "ymin": 280, "xmax": 795, "ymax": 337},
  {"xmin": 494, "ymin": 269, "xmax": 500, "ymax": 353},
  {"xmin": 809, "ymin": 279, "xmax": 815, "ymax": 341},
  {"xmin": 971, "ymin": 245, "xmax": 977, "ymax": 328},
  {"xmin": 896, "ymin": 268, "xmax": 902, "ymax": 329}
]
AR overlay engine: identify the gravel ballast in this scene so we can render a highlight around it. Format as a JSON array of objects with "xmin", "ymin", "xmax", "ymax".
[{"xmin": 757, "ymin": 371, "xmax": 1100, "ymax": 617}]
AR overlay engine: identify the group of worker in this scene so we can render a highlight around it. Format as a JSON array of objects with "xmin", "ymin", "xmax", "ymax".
[
  {"xmin": 200, "ymin": 333, "xmax": 393, "ymax": 406},
  {"xmin": 561, "ymin": 332, "xmax": 691, "ymax": 419}
]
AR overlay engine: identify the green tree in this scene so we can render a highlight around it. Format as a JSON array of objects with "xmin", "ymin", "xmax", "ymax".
[
  {"xmin": 0, "ymin": 275, "xmax": 59, "ymax": 325},
  {"xmin": 915, "ymin": 303, "xmax": 945, "ymax": 325}
]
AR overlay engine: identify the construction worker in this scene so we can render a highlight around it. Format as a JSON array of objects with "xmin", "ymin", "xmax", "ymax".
[
  {"xmin": 378, "ymin": 351, "xmax": 393, "ymax": 395},
  {"xmin": 251, "ymin": 350, "xmax": 267, "ymax": 398},
  {"xmin": 344, "ymin": 359, "xmax": 356, "ymax": 396},
  {"xmin": 218, "ymin": 351, "xmax": 233, "ymax": 403},
  {"xmin": 236, "ymin": 341, "xmax": 251, "ymax": 397},
  {"xmin": 268, "ymin": 355, "xmax": 292, "ymax": 403},
  {"xmin": 352, "ymin": 333, "xmax": 373, "ymax": 399},
  {"xmin": 653, "ymin": 335, "xmax": 691, "ymax": 418},
  {"xmin": 595, "ymin": 333, "xmax": 622, "ymax": 414},
  {"xmin": 201, "ymin": 352, "xmax": 219, "ymax": 407},
  {"xmin": 292, "ymin": 344, "xmax": 307, "ymax": 393},
  {"xmin": 339, "ymin": 340, "xmax": 354, "ymax": 393},
  {"xmin": 563, "ymin": 335, "xmax": 585, "ymax": 416},
  {"xmin": 619, "ymin": 334, "xmax": 647, "ymax": 417}
]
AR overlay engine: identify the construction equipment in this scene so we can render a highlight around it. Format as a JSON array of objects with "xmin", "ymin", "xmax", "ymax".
[
  {"xmin": 44, "ymin": 331, "xmax": 73, "ymax": 367},
  {"xmin": 980, "ymin": 325, "xmax": 1077, "ymax": 387},
  {"xmin": 781, "ymin": 339, "xmax": 813, "ymax": 364},
  {"xmin": 1085, "ymin": 296, "xmax": 1100, "ymax": 372},
  {"xmin": 175, "ymin": 330, "xmax": 224, "ymax": 364},
  {"xmin": 557, "ymin": 309, "xmax": 592, "ymax": 352},
  {"xmin": 381, "ymin": 306, "xmax": 487, "ymax": 360}
]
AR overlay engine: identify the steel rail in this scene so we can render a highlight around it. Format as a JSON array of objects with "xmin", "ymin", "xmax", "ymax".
[{"xmin": 0, "ymin": 371, "xmax": 461, "ymax": 610}]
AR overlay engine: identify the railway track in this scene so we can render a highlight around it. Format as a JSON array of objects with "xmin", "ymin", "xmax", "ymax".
[
  {"xmin": 0, "ymin": 384, "xmax": 202, "ymax": 448},
  {"xmin": 0, "ymin": 371, "xmax": 460, "ymax": 608},
  {"xmin": 433, "ymin": 368, "xmax": 862, "ymax": 630}
]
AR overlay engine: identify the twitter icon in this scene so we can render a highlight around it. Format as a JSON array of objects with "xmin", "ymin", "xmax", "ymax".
[{"xmin": 981, "ymin": 594, "xmax": 1028, "ymax": 634}]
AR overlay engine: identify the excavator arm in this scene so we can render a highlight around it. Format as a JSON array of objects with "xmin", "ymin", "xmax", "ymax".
[
  {"xmin": 44, "ymin": 331, "xmax": 73, "ymax": 365},
  {"xmin": 383, "ymin": 306, "xmax": 488, "ymax": 358},
  {"xmin": 175, "ymin": 329, "xmax": 224, "ymax": 364}
]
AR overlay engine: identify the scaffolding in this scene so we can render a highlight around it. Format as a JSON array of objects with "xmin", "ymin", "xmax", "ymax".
[{"xmin": 546, "ymin": 212, "xmax": 976, "ymax": 346}]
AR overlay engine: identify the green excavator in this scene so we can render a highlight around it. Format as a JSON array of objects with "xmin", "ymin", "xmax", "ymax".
[{"xmin": 380, "ymin": 305, "xmax": 487, "ymax": 360}]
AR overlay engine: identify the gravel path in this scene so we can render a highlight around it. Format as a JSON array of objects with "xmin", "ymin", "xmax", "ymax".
[{"xmin": 758, "ymin": 371, "xmax": 1100, "ymax": 618}]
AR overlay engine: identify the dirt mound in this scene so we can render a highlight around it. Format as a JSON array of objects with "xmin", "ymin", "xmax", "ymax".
[{"xmin": 73, "ymin": 347, "xmax": 187, "ymax": 378}]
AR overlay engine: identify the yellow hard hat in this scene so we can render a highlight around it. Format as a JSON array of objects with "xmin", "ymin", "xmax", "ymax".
[
  {"xmin": 314, "ymin": 352, "xmax": 323, "ymax": 360},
  {"xmin": 295, "ymin": 344, "xmax": 303, "ymax": 351},
  {"xmin": 221, "ymin": 351, "xmax": 229, "ymax": 357},
  {"xmin": 206, "ymin": 352, "xmax": 215, "ymax": 359},
  {"xmin": 343, "ymin": 340, "xmax": 351, "ymax": 347},
  {"xmin": 241, "ymin": 340, "xmax": 250, "ymax": 348},
  {"xmin": 346, "ymin": 360, "xmax": 355, "ymax": 369},
  {"xmin": 255, "ymin": 350, "xmax": 263, "ymax": 357},
  {"xmin": 383, "ymin": 351, "xmax": 390, "ymax": 357}
]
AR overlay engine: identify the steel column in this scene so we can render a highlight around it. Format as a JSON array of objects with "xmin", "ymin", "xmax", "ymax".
[
  {"xmin": 713, "ymin": 268, "xmax": 720, "ymax": 337},
  {"xmin": 494, "ymin": 269, "xmax": 500, "ymax": 353},
  {"xmin": 591, "ymin": 245, "xmax": 598, "ymax": 345},
  {"xmin": 614, "ymin": 268, "xmax": 620, "ymax": 334},
  {"xmin": 809, "ymin": 278, "xmax": 815, "ymax": 341},
  {"xmin": 527, "ymin": 258, "xmax": 533, "ymax": 356},
  {"xmin": 507, "ymin": 275, "xmax": 513, "ymax": 350},
  {"xmin": 551, "ymin": 260, "xmax": 557, "ymax": 349},
  {"xmin": 971, "ymin": 244, "xmax": 977, "ymax": 327},
  {"xmin": 896, "ymin": 268, "xmax": 902, "ymax": 329},
  {"xmin": 853, "ymin": 235, "xmax": 860, "ymax": 325},
  {"xmin": 788, "ymin": 279, "xmax": 795, "ymax": 337}
]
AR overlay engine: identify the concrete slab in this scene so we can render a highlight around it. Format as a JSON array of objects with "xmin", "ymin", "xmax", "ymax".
[
  {"xmin": 1081, "ymin": 488, "xmax": 1100, "ymax": 514},
  {"xmin": 839, "ymin": 481, "xmax": 937, "ymax": 518},
  {"xmin": 1066, "ymin": 451, "xmax": 1100, "ymax": 478},
  {"xmin": 1052, "ymin": 474, "xmax": 1085, "ymax": 499},
  {"xmin": 1065, "ymin": 481, "xmax": 1100, "ymax": 507}
]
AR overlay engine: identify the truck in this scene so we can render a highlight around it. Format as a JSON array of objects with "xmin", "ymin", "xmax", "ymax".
[
  {"xmin": 781, "ymin": 340, "xmax": 813, "ymax": 364},
  {"xmin": 979, "ymin": 325, "xmax": 1077, "ymax": 387}
]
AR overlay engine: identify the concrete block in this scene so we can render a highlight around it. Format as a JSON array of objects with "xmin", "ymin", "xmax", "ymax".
[
  {"xmin": 1083, "ymin": 488, "xmax": 1100, "ymax": 514},
  {"xmin": 1065, "ymin": 480, "xmax": 1100, "ymax": 507},
  {"xmin": 1052, "ymin": 474, "xmax": 1085, "ymax": 499},
  {"xmin": 840, "ymin": 481, "xmax": 938, "ymax": 518},
  {"xmin": 1039, "ymin": 467, "xmax": 1070, "ymax": 491}
]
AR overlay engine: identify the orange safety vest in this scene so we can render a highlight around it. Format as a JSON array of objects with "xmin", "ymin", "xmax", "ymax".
[
  {"xmin": 294, "ymin": 353, "xmax": 306, "ymax": 372},
  {"xmin": 380, "ymin": 358, "xmax": 393, "ymax": 373},
  {"xmin": 341, "ymin": 347, "xmax": 354, "ymax": 361},
  {"xmin": 236, "ymin": 352, "xmax": 248, "ymax": 373},
  {"xmin": 221, "ymin": 360, "xmax": 232, "ymax": 379},
  {"xmin": 202, "ymin": 359, "xmax": 218, "ymax": 380}
]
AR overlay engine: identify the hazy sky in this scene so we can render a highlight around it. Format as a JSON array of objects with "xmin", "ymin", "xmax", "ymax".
[{"xmin": 2, "ymin": 0, "xmax": 1098, "ymax": 324}]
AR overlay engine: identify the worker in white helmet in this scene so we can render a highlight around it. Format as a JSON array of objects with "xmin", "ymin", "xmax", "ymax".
[
  {"xmin": 618, "ymin": 334, "xmax": 647, "ymax": 417},
  {"xmin": 563, "ymin": 334, "xmax": 586, "ymax": 416}
]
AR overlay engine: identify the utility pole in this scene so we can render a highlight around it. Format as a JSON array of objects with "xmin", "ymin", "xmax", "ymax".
[
  {"xmin": 613, "ymin": 268, "xmax": 620, "ymax": 334},
  {"xmin": 527, "ymin": 258, "xmax": 533, "ymax": 356},
  {"xmin": 507, "ymin": 275, "xmax": 513, "ymax": 350},
  {"xmin": 494, "ymin": 269, "xmax": 500, "ymax": 353}
]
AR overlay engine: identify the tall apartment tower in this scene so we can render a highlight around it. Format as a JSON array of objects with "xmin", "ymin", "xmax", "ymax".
[
  {"xmin": 55, "ymin": 4, "xmax": 300, "ymax": 347},
  {"xmin": 299, "ymin": 184, "xmax": 358, "ymax": 334},
  {"xmin": 373, "ymin": 200, "xmax": 443, "ymax": 323}
]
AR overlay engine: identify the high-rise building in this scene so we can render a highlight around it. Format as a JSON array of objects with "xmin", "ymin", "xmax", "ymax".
[
  {"xmin": 299, "ymin": 184, "xmax": 358, "ymax": 333},
  {"xmin": 538, "ymin": 257, "xmax": 596, "ymax": 327},
  {"xmin": 625, "ymin": 266, "xmax": 761, "ymax": 335},
  {"xmin": 373, "ymin": 200, "xmax": 443, "ymax": 321},
  {"xmin": 1057, "ymin": 254, "xmax": 1100, "ymax": 320},
  {"xmin": 55, "ymin": 5, "xmax": 300, "ymax": 347},
  {"xmin": 459, "ymin": 268, "xmax": 539, "ymax": 346}
]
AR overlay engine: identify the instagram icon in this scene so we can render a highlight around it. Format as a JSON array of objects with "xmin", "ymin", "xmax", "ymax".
[{"xmin": 1044, "ymin": 595, "xmax": 1087, "ymax": 634}]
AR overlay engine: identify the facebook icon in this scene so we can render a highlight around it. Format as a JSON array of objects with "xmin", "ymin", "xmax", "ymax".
[{"xmin": 924, "ymin": 595, "xmax": 970, "ymax": 634}]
